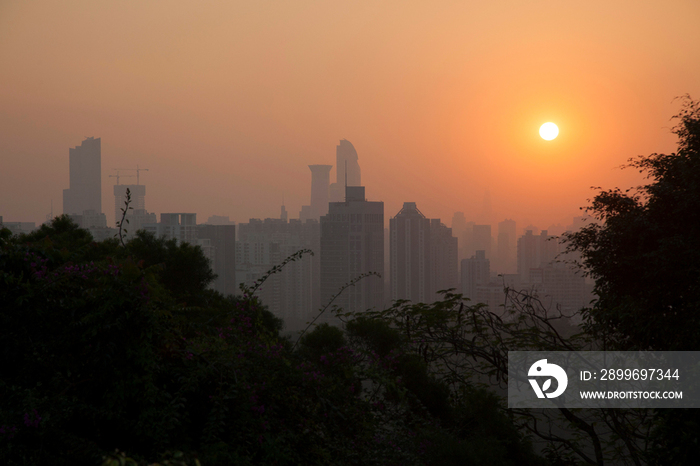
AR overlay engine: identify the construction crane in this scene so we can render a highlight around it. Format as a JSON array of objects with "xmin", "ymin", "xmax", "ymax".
[
  {"xmin": 109, "ymin": 172, "xmax": 135, "ymax": 185},
  {"xmin": 114, "ymin": 165, "xmax": 150, "ymax": 185}
]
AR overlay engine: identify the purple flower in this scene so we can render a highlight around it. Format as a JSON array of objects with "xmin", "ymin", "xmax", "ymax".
[
  {"xmin": 0, "ymin": 425, "xmax": 18, "ymax": 438},
  {"xmin": 23, "ymin": 410, "xmax": 41, "ymax": 428}
]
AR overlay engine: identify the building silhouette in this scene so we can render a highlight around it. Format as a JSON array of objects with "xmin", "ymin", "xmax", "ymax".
[
  {"xmin": 456, "ymin": 220, "xmax": 478, "ymax": 261},
  {"xmin": 236, "ymin": 217, "xmax": 320, "ymax": 331},
  {"xmin": 528, "ymin": 263, "xmax": 589, "ymax": 314},
  {"xmin": 451, "ymin": 212, "xmax": 468, "ymax": 247},
  {"xmin": 461, "ymin": 250, "xmax": 490, "ymax": 301},
  {"xmin": 429, "ymin": 219, "xmax": 458, "ymax": 296},
  {"xmin": 198, "ymin": 224, "xmax": 237, "ymax": 296},
  {"xmin": 329, "ymin": 139, "xmax": 361, "ymax": 202},
  {"xmin": 0, "ymin": 219, "xmax": 36, "ymax": 235},
  {"xmin": 320, "ymin": 186, "xmax": 383, "ymax": 319},
  {"xmin": 390, "ymin": 202, "xmax": 431, "ymax": 303},
  {"xmin": 497, "ymin": 219, "xmax": 517, "ymax": 274},
  {"xmin": 517, "ymin": 229, "xmax": 558, "ymax": 282},
  {"xmin": 308, "ymin": 164, "xmax": 333, "ymax": 220},
  {"xmin": 63, "ymin": 137, "xmax": 102, "ymax": 216},
  {"xmin": 143, "ymin": 213, "xmax": 197, "ymax": 244},
  {"xmin": 205, "ymin": 215, "xmax": 235, "ymax": 225}
]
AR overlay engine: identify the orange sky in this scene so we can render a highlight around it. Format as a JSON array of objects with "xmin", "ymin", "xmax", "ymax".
[{"xmin": 2, "ymin": 0, "xmax": 699, "ymax": 231}]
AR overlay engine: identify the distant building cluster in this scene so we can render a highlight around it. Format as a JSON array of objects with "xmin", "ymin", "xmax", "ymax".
[{"xmin": 1, "ymin": 136, "xmax": 594, "ymax": 332}]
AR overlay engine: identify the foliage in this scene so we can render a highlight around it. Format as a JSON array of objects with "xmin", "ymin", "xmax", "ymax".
[
  {"xmin": 344, "ymin": 289, "xmax": 655, "ymax": 465},
  {"xmin": 116, "ymin": 187, "xmax": 133, "ymax": 246},
  {"xmin": 339, "ymin": 301, "xmax": 544, "ymax": 466},
  {"xmin": 564, "ymin": 96, "xmax": 700, "ymax": 351},
  {"xmin": 125, "ymin": 231, "xmax": 216, "ymax": 306},
  {"xmin": 1, "ymin": 216, "xmax": 541, "ymax": 465},
  {"xmin": 563, "ymin": 97, "xmax": 700, "ymax": 464}
]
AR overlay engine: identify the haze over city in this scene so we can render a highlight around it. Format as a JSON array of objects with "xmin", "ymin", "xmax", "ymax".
[
  {"xmin": 6, "ymin": 1, "xmax": 700, "ymax": 464},
  {"xmin": 2, "ymin": 0, "xmax": 700, "ymax": 229}
]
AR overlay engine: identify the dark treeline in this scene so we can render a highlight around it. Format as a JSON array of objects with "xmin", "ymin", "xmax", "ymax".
[
  {"xmin": 2, "ymin": 98, "xmax": 700, "ymax": 465},
  {"xmin": 0, "ymin": 221, "xmax": 541, "ymax": 465}
]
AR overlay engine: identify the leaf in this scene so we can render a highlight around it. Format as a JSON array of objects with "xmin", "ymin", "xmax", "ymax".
[{"xmin": 542, "ymin": 378, "xmax": 552, "ymax": 392}]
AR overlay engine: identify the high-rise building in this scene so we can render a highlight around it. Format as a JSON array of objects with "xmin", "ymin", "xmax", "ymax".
[
  {"xmin": 198, "ymin": 224, "xmax": 237, "ymax": 296},
  {"xmin": 451, "ymin": 212, "xmax": 468, "ymax": 244},
  {"xmin": 236, "ymin": 218, "xmax": 320, "ymax": 330},
  {"xmin": 320, "ymin": 186, "xmax": 383, "ymax": 319},
  {"xmin": 143, "ymin": 213, "xmax": 197, "ymax": 244},
  {"xmin": 308, "ymin": 164, "xmax": 333, "ymax": 220},
  {"xmin": 329, "ymin": 139, "xmax": 361, "ymax": 202},
  {"xmin": 528, "ymin": 263, "xmax": 589, "ymax": 314},
  {"xmin": 384, "ymin": 226, "xmax": 390, "ymax": 303},
  {"xmin": 390, "ymin": 203, "xmax": 459, "ymax": 304},
  {"xmin": 459, "ymin": 220, "xmax": 476, "ymax": 261},
  {"xmin": 299, "ymin": 205, "xmax": 313, "ymax": 222},
  {"xmin": 429, "ymin": 219, "xmax": 459, "ymax": 296},
  {"xmin": 497, "ymin": 219, "xmax": 517, "ymax": 274},
  {"xmin": 63, "ymin": 137, "xmax": 102, "ymax": 216},
  {"xmin": 205, "ymin": 215, "xmax": 235, "ymax": 225},
  {"xmin": 0, "ymin": 220, "xmax": 36, "ymax": 235},
  {"xmin": 517, "ymin": 229, "xmax": 559, "ymax": 282},
  {"xmin": 390, "ymin": 202, "xmax": 431, "ymax": 303},
  {"xmin": 461, "ymin": 250, "xmax": 490, "ymax": 301}
]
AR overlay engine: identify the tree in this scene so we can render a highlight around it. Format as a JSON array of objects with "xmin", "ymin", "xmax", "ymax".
[
  {"xmin": 3, "ymin": 219, "xmax": 541, "ymax": 465},
  {"xmin": 353, "ymin": 290, "xmax": 651, "ymax": 466},
  {"xmin": 565, "ymin": 97, "xmax": 700, "ymax": 351},
  {"xmin": 125, "ymin": 230, "xmax": 216, "ymax": 305},
  {"xmin": 563, "ymin": 98, "xmax": 700, "ymax": 464}
]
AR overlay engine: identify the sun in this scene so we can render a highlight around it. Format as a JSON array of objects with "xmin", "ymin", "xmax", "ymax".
[{"xmin": 539, "ymin": 122, "xmax": 559, "ymax": 141}]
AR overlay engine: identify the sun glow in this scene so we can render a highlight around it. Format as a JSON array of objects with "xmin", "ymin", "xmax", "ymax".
[{"xmin": 539, "ymin": 122, "xmax": 559, "ymax": 140}]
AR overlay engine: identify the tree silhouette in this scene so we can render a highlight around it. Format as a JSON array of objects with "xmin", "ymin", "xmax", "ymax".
[{"xmin": 565, "ymin": 96, "xmax": 700, "ymax": 351}]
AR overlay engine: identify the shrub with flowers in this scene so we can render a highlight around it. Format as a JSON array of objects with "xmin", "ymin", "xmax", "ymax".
[{"xmin": 0, "ymin": 217, "xmax": 541, "ymax": 465}]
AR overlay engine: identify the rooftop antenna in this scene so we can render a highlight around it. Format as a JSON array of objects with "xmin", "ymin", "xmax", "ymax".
[{"xmin": 344, "ymin": 160, "xmax": 347, "ymax": 202}]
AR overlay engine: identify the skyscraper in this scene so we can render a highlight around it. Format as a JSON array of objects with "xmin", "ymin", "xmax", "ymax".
[
  {"xmin": 236, "ymin": 217, "xmax": 320, "ymax": 330},
  {"xmin": 429, "ymin": 219, "xmax": 458, "ymax": 296},
  {"xmin": 329, "ymin": 139, "xmax": 361, "ymax": 202},
  {"xmin": 143, "ymin": 213, "xmax": 197, "ymax": 244},
  {"xmin": 198, "ymin": 224, "xmax": 237, "ymax": 296},
  {"xmin": 451, "ymin": 212, "xmax": 468, "ymax": 244},
  {"xmin": 517, "ymin": 229, "xmax": 559, "ymax": 282},
  {"xmin": 390, "ymin": 203, "xmax": 458, "ymax": 303},
  {"xmin": 497, "ymin": 219, "xmax": 516, "ymax": 274},
  {"xmin": 390, "ymin": 202, "xmax": 431, "ymax": 303},
  {"xmin": 461, "ymin": 250, "xmax": 490, "ymax": 300},
  {"xmin": 63, "ymin": 137, "xmax": 102, "ymax": 216},
  {"xmin": 308, "ymin": 164, "xmax": 333, "ymax": 220},
  {"xmin": 320, "ymin": 186, "xmax": 383, "ymax": 318}
]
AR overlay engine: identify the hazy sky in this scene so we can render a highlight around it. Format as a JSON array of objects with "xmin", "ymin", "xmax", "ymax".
[{"xmin": 2, "ymin": 0, "xmax": 699, "ymax": 230}]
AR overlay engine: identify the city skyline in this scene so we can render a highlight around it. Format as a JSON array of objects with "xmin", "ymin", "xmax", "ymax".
[
  {"xmin": 3, "ymin": 3, "xmax": 700, "ymax": 463},
  {"xmin": 2, "ymin": 1, "xmax": 699, "ymax": 229}
]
